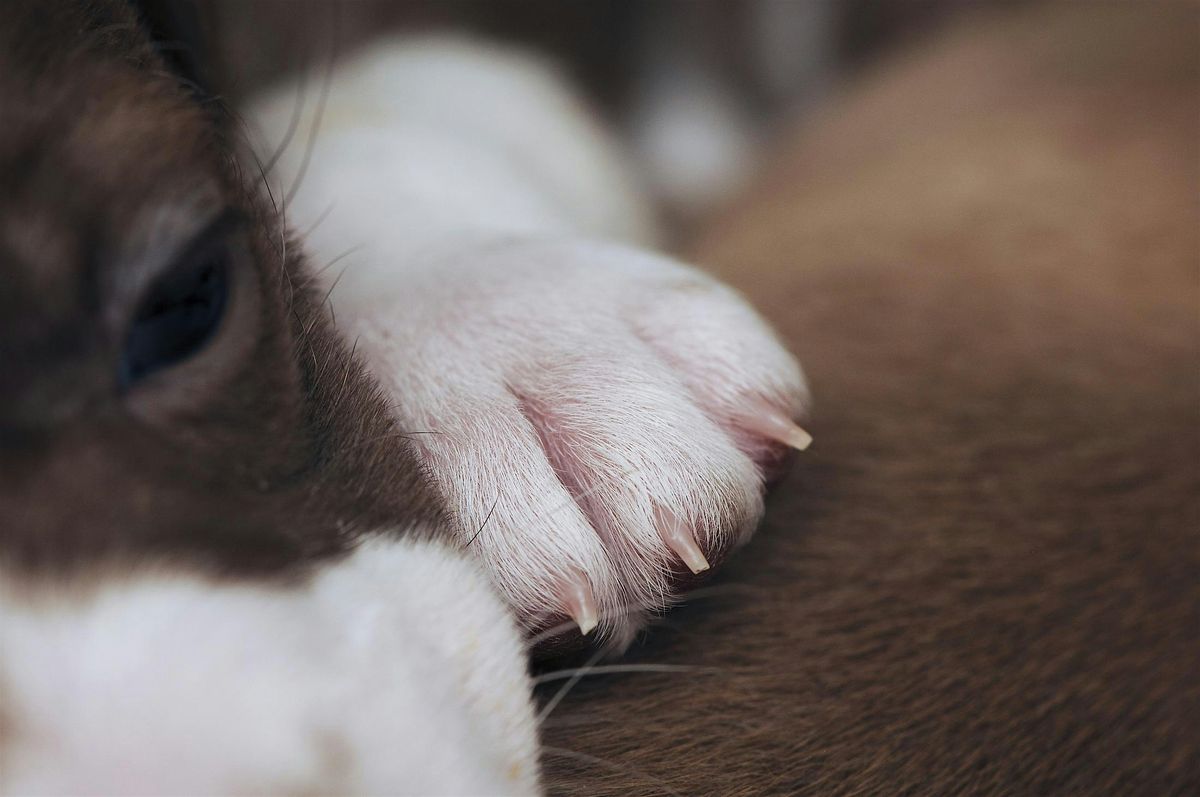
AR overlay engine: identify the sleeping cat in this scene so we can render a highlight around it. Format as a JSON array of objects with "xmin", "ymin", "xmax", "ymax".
[{"xmin": 0, "ymin": 0, "xmax": 807, "ymax": 792}]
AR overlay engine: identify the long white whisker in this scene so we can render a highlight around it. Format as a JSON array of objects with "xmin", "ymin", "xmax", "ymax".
[
  {"xmin": 536, "ymin": 647, "xmax": 604, "ymax": 724},
  {"xmin": 534, "ymin": 663, "xmax": 715, "ymax": 685}
]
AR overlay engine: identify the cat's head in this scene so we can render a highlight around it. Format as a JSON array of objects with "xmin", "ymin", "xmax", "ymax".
[
  {"xmin": 0, "ymin": 0, "xmax": 437, "ymax": 577},
  {"xmin": 0, "ymin": 3, "xmax": 540, "ymax": 793}
]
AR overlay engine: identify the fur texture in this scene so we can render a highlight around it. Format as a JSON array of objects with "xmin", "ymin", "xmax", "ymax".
[
  {"xmin": 0, "ymin": 2, "xmax": 809, "ymax": 790},
  {"xmin": 538, "ymin": 4, "xmax": 1200, "ymax": 794},
  {"xmin": 0, "ymin": 4, "xmax": 533, "ymax": 791},
  {"xmin": 0, "ymin": 539, "xmax": 539, "ymax": 795},
  {"xmin": 246, "ymin": 40, "xmax": 809, "ymax": 648}
]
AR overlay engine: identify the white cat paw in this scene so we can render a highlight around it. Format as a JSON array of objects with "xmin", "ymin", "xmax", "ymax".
[{"xmin": 343, "ymin": 239, "xmax": 810, "ymax": 649}]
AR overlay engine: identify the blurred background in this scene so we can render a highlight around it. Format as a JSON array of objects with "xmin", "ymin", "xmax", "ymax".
[{"xmin": 163, "ymin": 1, "xmax": 1020, "ymax": 232}]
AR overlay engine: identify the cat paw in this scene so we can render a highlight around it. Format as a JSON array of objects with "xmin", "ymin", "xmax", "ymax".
[{"xmin": 341, "ymin": 239, "xmax": 810, "ymax": 650}]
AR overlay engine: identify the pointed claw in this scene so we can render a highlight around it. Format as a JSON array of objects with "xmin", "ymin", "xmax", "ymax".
[
  {"xmin": 560, "ymin": 577, "xmax": 598, "ymax": 636},
  {"xmin": 655, "ymin": 506, "xmax": 710, "ymax": 574},
  {"xmin": 743, "ymin": 405, "xmax": 812, "ymax": 451}
]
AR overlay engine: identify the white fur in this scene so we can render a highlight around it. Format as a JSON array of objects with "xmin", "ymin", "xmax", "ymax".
[
  {"xmin": 251, "ymin": 36, "xmax": 659, "ymax": 261},
  {"xmin": 0, "ymin": 538, "xmax": 540, "ymax": 795},
  {"xmin": 247, "ymin": 37, "xmax": 809, "ymax": 648},
  {"xmin": 340, "ymin": 240, "xmax": 806, "ymax": 648}
]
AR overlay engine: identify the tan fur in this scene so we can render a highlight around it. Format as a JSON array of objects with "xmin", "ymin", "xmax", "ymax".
[{"xmin": 539, "ymin": 5, "xmax": 1199, "ymax": 794}]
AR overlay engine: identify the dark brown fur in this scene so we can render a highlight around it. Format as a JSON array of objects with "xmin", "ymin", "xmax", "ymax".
[
  {"xmin": 0, "ymin": 0, "xmax": 441, "ymax": 579},
  {"xmin": 538, "ymin": 4, "xmax": 1200, "ymax": 794}
]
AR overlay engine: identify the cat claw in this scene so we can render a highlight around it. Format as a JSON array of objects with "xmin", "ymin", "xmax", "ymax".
[
  {"xmin": 656, "ymin": 506, "xmax": 710, "ymax": 574},
  {"xmin": 560, "ymin": 576, "xmax": 599, "ymax": 636},
  {"xmin": 743, "ymin": 404, "xmax": 812, "ymax": 451}
]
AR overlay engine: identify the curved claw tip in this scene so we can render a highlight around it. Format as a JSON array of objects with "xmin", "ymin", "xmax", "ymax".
[
  {"xmin": 745, "ymin": 406, "xmax": 813, "ymax": 451},
  {"xmin": 781, "ymin": 422, "xmax": 813, "ymax": 451},
  {"xmin": 656, "ymin": 506, "xmax": 710, "ymax": 574},
  {"xmin": 560, "ymin": 578, "xmax": 599, "ymax": 636}
]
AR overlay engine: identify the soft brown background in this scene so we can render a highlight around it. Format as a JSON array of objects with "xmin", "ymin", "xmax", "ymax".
[{"xmin": 536, "ymin": 4, "xmax": 1200, "ymax": 795}]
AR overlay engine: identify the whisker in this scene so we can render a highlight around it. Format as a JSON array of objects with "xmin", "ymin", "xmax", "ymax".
[
  {"xmin": 297, "ymin": 244, "xmax": 363, "ymax": 292},
  {"xmin": 261, "ymin": 59, "xmax": 308, "ymax": 179},
  {"xmin": 526, "ymin": 617, "xmax": 577, "ymax": 644},
  {"xmin": 298, "ymin": 201, "xmax": 337, "ymax": 240},
  {"xmin": 541, "ymin": 746, "xmax": 683, "ymax": 797},
  {"xmin": 252, "ymin": 150, "xmax": 279, "ymax": 218},
  {"xmin": 537, "ymin": 647, "xmax": 604, "ymax": 724},
  {"xmin": 284, "ymin": 3, "xmax": 340, "ymax": 206},
  {"xmin": 241, "ymin": 141, "xmax": 294, "ymax": 310},
  {"xmin": 319, "ymin": 262, "xmax": 352, "ymax": 321},
  {"xmin": 534, "ymin": 663, "xmax": 716, "ymax": 685},
  {"xmin": 278, "ymin": 182, "xmax": 292, "ymax": 303},
  {"xmin": 526, "ymin": 582, "xmax": 753, "ymax": 647}
]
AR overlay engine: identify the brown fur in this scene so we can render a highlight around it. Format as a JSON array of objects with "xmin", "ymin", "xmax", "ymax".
[
  {"xmin": 0, "ymin": 0, "xmax": 441, "ymax": 579},
  {"xmin": 538, "ymin": 4, "xmax": 1199, "ymax": 794}
]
